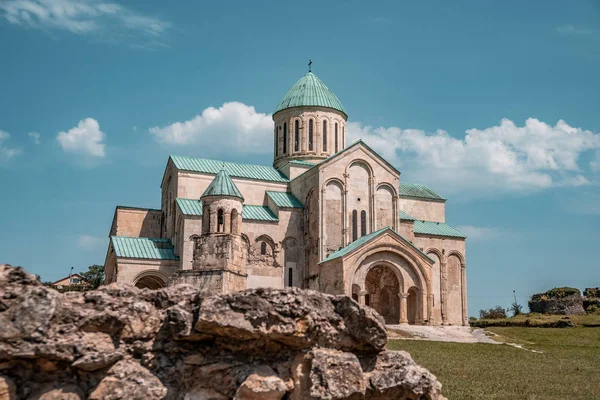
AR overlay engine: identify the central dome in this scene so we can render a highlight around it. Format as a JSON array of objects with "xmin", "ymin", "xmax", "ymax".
[{"xmin": 274, "ymin": 72, "xmax": 347, "ymax": 117}]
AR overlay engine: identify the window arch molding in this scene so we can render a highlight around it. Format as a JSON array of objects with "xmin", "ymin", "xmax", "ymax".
[{"xmin": 255, "ymin": 234, "xmax": 276, "ymax": 255}]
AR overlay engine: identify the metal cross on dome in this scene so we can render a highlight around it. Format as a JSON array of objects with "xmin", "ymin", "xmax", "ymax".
[{"xmin": 308, "ymin": 59, "xmax": 312, "ymax": 72}]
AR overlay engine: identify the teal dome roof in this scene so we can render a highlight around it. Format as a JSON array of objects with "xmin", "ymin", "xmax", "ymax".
[
  {"xmin": 201, "ymin": 169, "xmax": 244, "ymax": 201},
  {"xmin": 274, "ymin": 72, "xmax": 346, "ymax": 117}
]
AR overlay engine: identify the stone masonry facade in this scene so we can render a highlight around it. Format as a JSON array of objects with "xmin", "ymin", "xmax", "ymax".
[{"xmin": 104, "ymin": 71, "xmax": 468, "ymax": 326}]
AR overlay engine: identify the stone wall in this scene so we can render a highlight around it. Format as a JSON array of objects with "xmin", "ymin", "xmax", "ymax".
[
  {"xmin": 0, "ymin": 264, "xmax": 447, "ymax": 400},
  {"xmin": 109, "ymin": 207, "xmax": 162, "ymax": 238}
]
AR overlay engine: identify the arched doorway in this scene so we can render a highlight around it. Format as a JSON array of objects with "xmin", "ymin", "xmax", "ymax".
[
  {"xmin": 134, "ymin": 272, "xmax": 167, "ymax": 289},
  {"xmin": 365, "ymin": 265, "xmax": 400, "ymax": 324},
  {"xmin": 407, "ymin": 287, "xmax": 419, "ymax": 324}
]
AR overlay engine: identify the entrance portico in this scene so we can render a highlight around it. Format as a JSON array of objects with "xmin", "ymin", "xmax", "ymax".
[{"xmin": 318, "ymin": 227, "xmax": 435, "ymax": 325}]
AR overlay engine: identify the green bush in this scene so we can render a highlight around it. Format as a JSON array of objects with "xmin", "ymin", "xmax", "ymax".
[
  {"xmin": 479, "ymin": 306, "xmax": 507, "ymax": 320},
  {"xmin": 583, "ymin": 288, "xmax": 600, "ymax": 298}
]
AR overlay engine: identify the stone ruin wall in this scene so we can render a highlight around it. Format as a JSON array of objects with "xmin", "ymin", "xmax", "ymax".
[{"xmin": 0, "ymin": 264, "xmax": 447, "ymax": 400}]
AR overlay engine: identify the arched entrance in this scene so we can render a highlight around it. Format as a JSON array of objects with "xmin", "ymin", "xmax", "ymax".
[
  {"xmin": 365, "ymin": 265, "xmax": 400, "ymax": 324},
  {"xmin": 407, "ymin": 287, "xmax": 419, "ymax": 324},
  {"xmin": 134, "ymin": 272, "xmax": 167, "ymax": 289}
]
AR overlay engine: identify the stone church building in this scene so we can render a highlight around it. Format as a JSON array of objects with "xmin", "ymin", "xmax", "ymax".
[{"xmin": 104, "ymin": 71, "xmax": 468, "ymax": 326}]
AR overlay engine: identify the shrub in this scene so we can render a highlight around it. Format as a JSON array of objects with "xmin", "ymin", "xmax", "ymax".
[
  {"xmin": 509, "ymin": 301, "xmax": 523, "ymax": 317},
  {"xmin": 479, "ymin": 306, "xmax": 507, "ymax": 320},
  {"xmin": 583, "ymin": 288, "xmax": 600, "ymax": 298}
]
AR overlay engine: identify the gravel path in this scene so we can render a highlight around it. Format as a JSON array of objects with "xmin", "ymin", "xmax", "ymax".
[{"xmin": 387, "ymin": 325, "xmax": 499, "ymax": 344}]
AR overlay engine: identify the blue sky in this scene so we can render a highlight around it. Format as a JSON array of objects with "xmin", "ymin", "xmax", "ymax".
[{"xmin": 0, "ymin": 0, "xmax": 598, "ymax": 316}]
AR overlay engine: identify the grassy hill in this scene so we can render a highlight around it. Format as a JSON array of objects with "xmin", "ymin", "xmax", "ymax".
[{"xmin": 388, "ymin": 325, "xmax": 600, "ymax": 400}]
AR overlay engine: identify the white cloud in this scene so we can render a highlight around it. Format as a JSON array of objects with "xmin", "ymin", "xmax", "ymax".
[
  {"xmin": 77, "ymin": 234, "xmax": 105, "ymax": 250},
  {"xmin": 455, "ymin": 226, "xmax": 502, "ymax": 241},
  {"xmin": 0, "ymin": 130, "xmax": 20, "ymax": 161},
  {"xmin": 557, "ymin": 25, "xmax": 596, "ymax": 36},
  {"xmin": 29, "ymin": 132, "xmax": 41, "ymax": 144},
  {"xmin": 348, "ymin": 118, "xmax": 600, "ymax": 196},
  {"xmin": 591, "ymin": 151, "xmax": 600, "ymax": 173},
  {"xmin": 150, "ymin": 102, "xmax": 273, "ymax": 156},
  {"xmin": 0, "ymin": 0, "xmax": 169, "ymax": 45},
  {"xmin": 57, "ymin": 118, "xmax": 106, "ymax": 158}
]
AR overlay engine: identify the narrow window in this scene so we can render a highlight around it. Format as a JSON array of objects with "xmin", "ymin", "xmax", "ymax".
[
  {"xmin": 335, "ymin": 123, "xmax": 338, "ymax": 152},
  {"xmin": 352, "ymin": 210, "xmax": 358, "ymax": 241},
  {"xmin": 217, "ymin": 208, "xmax": 224, "ymax": 232},
  {"xmin": 309, "ymin": 119, "xmax": 314, "ymax": 151},
  {"xmin": 274, "ymin": 127, "xmax": 278, "ymax": 157},
  {"xmin": 294, "ymin": 120, "xmax": 299, "ymax": 152},
  {"xmin": 365, "ymin": 294, "xmax": 370, "ymax": 306},
  {"xmin": 288, "ymin": 267, "xmax": 293, "ymax": 287},
  {"xmin": 342, "ymin": 126, "xmax": 345, "ymax": 146},
  {"xmin": 283, "ymin": 123, "xmax": 287, "ymax": 154},
  {"xmin": 323, "ymin": 121, "xmax": 327, "ymax": 152},
  {"xmin": 260, "ymin": 242, "xmax": 267, "ymax": 255},
  {"xmin": 361, "ymin": 210, "xmax": 367, "ymax": 237}
]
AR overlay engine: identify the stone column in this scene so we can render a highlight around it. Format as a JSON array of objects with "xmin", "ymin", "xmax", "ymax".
[
  {"xmin": 223, "ymin": 212, "xmax": 231, "ymax": 234},
  {"xmin": 441, "ymin": 261, "xmax": 448, "ymax": 325},
  {"xmin": 427, "ymin": 294, "xmax": 434, "ymax": 325},
  {"xmin": 399, "ymin": 293, "xmax": 409, "ymax": 324},
  {"xmin": 461, "ymin": 263, "xmax": 468, "ymax": 326},
  {"xmin": 210, "ymin": 211, "xmax": 217, "ymax": 234},
  {"xmin": 359, "ymin": 290, "xmax": 368, "ymax": 306}
]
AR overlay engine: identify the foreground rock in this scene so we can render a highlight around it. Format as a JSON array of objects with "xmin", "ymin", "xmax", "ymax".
[{"xmin": 0, "ymin": 264, "xmax": 446, "ymax": 399}]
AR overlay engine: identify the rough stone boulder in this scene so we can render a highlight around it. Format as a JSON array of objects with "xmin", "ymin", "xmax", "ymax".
[{"xmin": 0, "ymin": 264, "xmax": 446, "ymax": 399}]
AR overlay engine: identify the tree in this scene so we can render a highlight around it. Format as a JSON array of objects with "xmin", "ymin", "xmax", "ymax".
[
  {"xmin": 479, "ymin": 306, "xmax": 507, "ymax": 320},
  {"xmin": 79, "ymin": 264, "xmax": 105, "ymax": 290},
  {"xmin": 510, "ymin": 290, "xmax": 523, "ymax": 317}
]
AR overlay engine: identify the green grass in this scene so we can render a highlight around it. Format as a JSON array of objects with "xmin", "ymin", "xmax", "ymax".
[
  {"xmin": 387, "ymin": 327, "xmax": 600, "ymax": 400},
  {"xmin": 472, "ymin": 313, "xmax": 600, "ymax": 328}
]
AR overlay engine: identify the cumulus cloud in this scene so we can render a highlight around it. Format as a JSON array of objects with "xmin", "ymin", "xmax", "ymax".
[
  {"xmin": 29, "ymin": 132, "xmax": 41, "ymax": 144},
  {"xmin": 77, "ymin": 234, "xmax": 105, "ymax": 250},
  {"xmin": 557, "ymin": 25, "xmax": 596, "ymax": 36},
  {"xmin": 150, "ymin": 101, "xmax": 599, "ymax": 196},
  {"xmin": 455, "ymin": 226, "xmax": 502, "ymax": 241},
  {"xmin": 150, "ymin": 102, "xmax": 273, "ymax": 156},
  {"xmin": 0, "ymin": 130, "xmax": 20, "ymax": 162},
  {"xmin": 57, "ymin": 118, "xmax": 106, "ymax": 158},
  {"xmin": 0, "ymin": 0, "xmax": 169, "ymax": 46},
  {"xmin": 348, "ymin": 118, "xmax": 600, "ymax": 195}
]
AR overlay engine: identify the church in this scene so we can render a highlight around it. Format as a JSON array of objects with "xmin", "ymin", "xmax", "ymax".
[{"xmin": 104, "ymin": 70, "xmax": 468, "ymax": 326}]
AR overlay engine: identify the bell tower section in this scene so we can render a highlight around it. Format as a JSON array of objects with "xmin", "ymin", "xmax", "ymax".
[{"xmin": 273, "ymin": 71, "xmax": 348, "ymax": 169}]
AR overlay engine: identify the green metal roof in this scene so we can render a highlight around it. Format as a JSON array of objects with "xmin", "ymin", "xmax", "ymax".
[
  {"xmin": 321, "ymin": 228, "xmax": 388, "ymax": 263},
  {"xmin": 266, "ymin": 191, "xmax": 303, "ymax": 208},
  {"xmin": 399, "ymin": 182, "xmax": 445, "ymax": 201},
  {"xmin": 413, "ymin": 221, "xmax": 466, "ymax": 238},
  {"xmin": 201, "ymin": 169, "xmax": 244, "ymax": 200},
  {"xmin": 176, "ymin": 198, "xmax": 203, "ymax": 216},
  {"xmin": 171, "ymin": 155, "xmax": 289, "ymax": 183},
  {"xmin": 320, "ymin": 227, "xmax": 433, "ymax": 264},
  {"xmin": 111, "ymin": 236, "xmax": 178, "ymax": 260},
  {"xmin": 399, "ymin": 210, "xmax": 416, "ymax": 221},
  {"xmin": 242, "ymin": 205, "xmax": 278, "ymax": 222},
  {"xmin": 274, "ymin": 72, "xmax": 347, "ymax": 116}
]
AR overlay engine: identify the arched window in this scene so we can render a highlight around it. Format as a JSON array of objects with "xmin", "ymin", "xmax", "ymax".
[
  {"xmin": 352, "ymin": 210, "xmax": 358, "ymax": 241},
  {"xmin": 294, "ymin": 120, "xmax": 299, "ymax": 152},
  {"xmin": 217, "ymin": 208, "xmax": 224, "ymax": 233},
  {"xmin": 308, "ymin": 119, "xmax": 314, "ymax": 151},
  {"xmin": 323, "ymin": 121, "xmax": 327, "ymax": 152},
  {"xmin": 274, "ymin": 127, "xmax": 278, "ymax": 157},
  {"xmin": 335, "ymin": 123, "xmax": 339, "ymax": 152},
  {"xmin": 260, "ymin": 242, "xmax": 267, "ymax": 255},
  {"xmin": 288, "ymin": 267, "xmax": 293, "ymax": 287},
  {"xmin": 283, "ymin": 123, "xmax": 287, "ymax": 154},
  {"xmin": 361, "ymin": 210, "xmax": 367, "ymax": 237}
]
